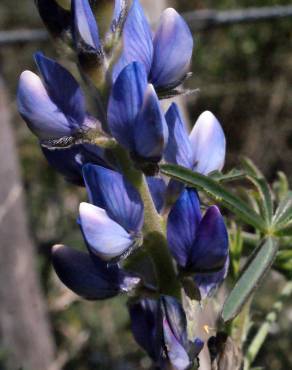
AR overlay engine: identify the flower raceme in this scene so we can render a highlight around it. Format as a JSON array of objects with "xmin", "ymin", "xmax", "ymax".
[
  {"xmin": 113, "ymin": 0, "xmax": 194, "ymax": 91},
  {"xmin": 167, "ymin": 189, "xmax": 229, "ymax": 299}
]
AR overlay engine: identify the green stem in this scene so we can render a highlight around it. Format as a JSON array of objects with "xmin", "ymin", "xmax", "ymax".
[
  {"xmin": 111, "ymin": 145, "xmax": 181, "ymax": 300},
  {"xmin": 243, "ymin": 281, "xmax": 292, "ymax": 370}
]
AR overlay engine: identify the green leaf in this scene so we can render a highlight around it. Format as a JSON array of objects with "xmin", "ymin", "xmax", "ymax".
[
  {"xmin": 241, "ymin": 158, "xmax": 273, "ymax": 225},
  {"xmin": 160, "ymin": 164, "xmax": 266, "ymax": 231},
  {"xmin": 273, "ymin": 191, "xmax": 292, "ymax": 229},
  {"xmin": 222, "ymin": 237, "xmax": 278, "ymax": 322},
  {"xmin": 209, "ymin": 168, "xmax": 246, "ymax": 183}
]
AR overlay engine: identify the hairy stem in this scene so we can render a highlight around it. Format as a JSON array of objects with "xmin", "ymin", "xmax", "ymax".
[{"xmin": 112, "ymin": 145, "xmax": 181, "ymax": 300}]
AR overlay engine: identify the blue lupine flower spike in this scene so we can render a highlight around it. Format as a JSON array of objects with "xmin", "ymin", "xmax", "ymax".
[
  {"xmin": 17, "ymin": 53, "xmax": 95, "ymax": 141},
  {"xmin": 167, "ymin": 188, "xmax": 229, "ymax": 299},
  {"xmin": 52, "ymin": 244, "xmax": 140, "ymax": 300},
  {"xmin": 113, "ymin": 0, "xmax": 193, "ymax": 92}
]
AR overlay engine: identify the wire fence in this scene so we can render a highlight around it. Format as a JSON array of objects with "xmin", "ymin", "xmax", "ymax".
[{"xmin": 0, "ymin": 5, "xmax": 292, "ymax": 46}]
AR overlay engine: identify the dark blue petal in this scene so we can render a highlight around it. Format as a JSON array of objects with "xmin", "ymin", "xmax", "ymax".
[
  {"xmin": 72, "ymin": 0, "xmax": 100, "ymax": 50},
  {"xmin": 190, "ymin": 338, "xmax": 204, "ymax": 358},
  {"xmin": 164, "ymin": 103, "xmax": 193, "ymax": 168},
  {"xmin": 51, "ymin": 244, "xmax": 121, "ymax": 300},
  {"xmin": 189, "ymin": 111, "xmax": 226, "ymax": 175},
  {"xmin": 17, "ymin": 71, "xmax": 74, "ymax": 139},
  {"xmin": 34, "ymin": 52, "xmax": 86, "ymax": 127},
  {"xmin": 35, "ymin": 0, "xmax": 71, "ymax": 38},
  {"xmin": 112, "ymin": 0, "xmax": 153, "ymax": 80},
  {"xmin": 79, "ymin": 202, "xmax": 134, "ymax": 261},
  {"xmin": 83, "ymin": 164, "xmax": 144, "ymax": 232},
  {"xmin": 108, "ymin": 62, "xmax": 148, "ymax": 150},
  {"xmin": 194, "ymin": 256, "xmax": 229, "ymax": 299},
  {"xmin": 129, "ymin": 299, "xmax": 160, "ymax": 361},
  {"xmin": 189, "ymin": 206, "xmax": 229, "ymax": 272},
  {"xmin": 150, "ymin": 8, "xmax": 193, "ymax": 88},
  {"xmin": 41, "ymin": 143, "xmax": 109, "ymax": 185},
  {"xmin": 134, "ymin": 84, "xmax": 168, "ymax": 161},
  {"xmin": 167, "ymin": 189, "xmax": 202, "ymax": 268},
  {"xmin": 147, "ymin": 176, "xmax": 166, "ymax": 213}
]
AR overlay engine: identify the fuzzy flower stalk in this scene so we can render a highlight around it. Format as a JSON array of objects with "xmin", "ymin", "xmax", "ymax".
[{"xmin": 17, "ymin": 0, "xmax": 230, "ymax": 368}]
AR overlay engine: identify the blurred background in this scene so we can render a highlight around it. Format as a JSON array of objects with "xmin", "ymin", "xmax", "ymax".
[{"xmin": 0, "ymin": 0, "xmax": 291, "ymax": 369}]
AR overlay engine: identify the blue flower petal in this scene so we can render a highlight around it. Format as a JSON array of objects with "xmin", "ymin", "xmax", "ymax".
[
  {"xmin": 83, "ymin": 164, "xmax": 144, "ymax": 232},
  {"xmin": 108, "ymin": 62, "xmax": 148, "ymax": 150},
  {"xmin": 164, "ymin": 103, "xmax": 193, "ymax": 168},
  {"xmin": 51, "ymin": 244, "xmax": 121, "ymax": 299},
  {"xmin": 162, "ymin": 319, "xmax": 191, "ymax": 370},
  {"xmin": 167, "ymin": 189, "xmax": 202, "ymax": 268},
  {"xmin": 150, "ymin": 8, "xmax": 193, "ymax": 88},
  {"xmin": 112, "ymin": 0, "xmax": 153, "ymax": 80},
  {"xmin": 129, "ymin": 299, "xmax": 159, "ymax": 361},
  {"xmin": 194, "ymin": 256, "xmax": 229, "ymax": 299},
  {"xmin": 72, "ymin": 0, "xmax": 100, "ymax": 50},
  {"xmin": 189, "ymin": 111, "xmax": 226, "ymax": 175},
  {"xmin": 79, "ymin": 202, "xmax": 134, "ymax": 261},
  {"xmin": 134, "ymin": 84, "xmax": 168, "ymax": 161},
  {"xmin": 17, "ymin": 71, "xmax": 74, "ymax": 139},
  {"xmin": 189, "ymin": 206, "xmax": 229, "ymax": 272},
  {"xmin": 41, "ymin": 144, "xmax": 109, "ymax": 185},
  {"xmin": 34, "ymin": 52, "xmax": 86, "ymax": 127},
  {"xmin": 147, "ymin": 176, "xmax": 166, "ymax": 213}
]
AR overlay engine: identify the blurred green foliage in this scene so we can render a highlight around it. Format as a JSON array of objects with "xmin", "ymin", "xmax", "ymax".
[{"xmin": 0, "ymin": 0, "xmax": 291, "ymax": 369}]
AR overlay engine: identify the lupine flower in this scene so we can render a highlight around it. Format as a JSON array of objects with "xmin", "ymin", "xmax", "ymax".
[
  {"xmin": 108, "ymin": 62, "xmax": 168, "ymax": 165},
  {"xmin": 113, "ymin": 0, "xmax": 193, "ymax": 91},
  {"xmin": 80, "ymin": 164, "xmax": 144, "ymax": 261},
  {"xmin": 167, "ymin": 188, "xmax": 229, "ymax": 299},
  {"xmin": 165, "ymin": 103, "xmax": 226, "ymax": 174},
  {"xmin": 52, "ymin": 244, "xmax": 140, "ymax": 300},
  {"xmin": 129, "ymin": 295, "xmax": 203, "ymax": 370},
  {"xmin": 17, "ymin": 52, "xmax": 96, "ymax": 140}
]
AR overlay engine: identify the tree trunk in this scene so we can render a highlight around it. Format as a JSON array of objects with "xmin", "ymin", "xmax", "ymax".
[{"xmin": 0, "ymin": 76, "xmax": 56, "ymax": 370}]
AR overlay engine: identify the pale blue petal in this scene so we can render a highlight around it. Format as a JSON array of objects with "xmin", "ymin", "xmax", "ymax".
[
  {"xmin": 72, "ymin": 0, "xmax": 100, "ymax": 49},
  {"xmin": 34, "ymin": 52, "xmax": 86, "ymax": 127},
  {"xmin": 167, "ymin": 189, "xmax": 202, "ymax": 268},
  {"xmin": 108, "ymin": 62, "xmax": 148, "ymax": 149},
  {"xmin": 189, "ymin": 111, "xmax": 226, "ymax": 175},
  {"xmin": 79, "ymin": 202, "xmax": 133, "ymax": 261},
  {"xmin": 112, "ymin": 0, "xmax": 153, "ymax": 80},
  {"xmin": 134, "ymin": 84, "xmax": 168, "ymax": 161},
  {"xmin": 164, "ymin": 103, "xmax": 193, "ymax": 168},
  {"xmin": 17, "ymin": 71, "xmax": 74, "ymax": 139},
  {"xmin": 83, "ymin": 164, "xmax": 144, "ymax": 232},
  {"xmin": 150, "ymin": 8, "xmax": 193, "ymax": 88}
]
